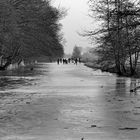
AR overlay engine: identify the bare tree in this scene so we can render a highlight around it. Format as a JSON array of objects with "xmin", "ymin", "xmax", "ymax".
[{"xmin": 84, "ymin": 0, "xmax": 140, "ymax": 76}]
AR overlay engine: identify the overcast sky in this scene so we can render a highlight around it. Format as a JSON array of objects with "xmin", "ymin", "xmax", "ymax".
[{"xmin": 53, "ymin": 0, "xmax": 92, "ymax": 54}]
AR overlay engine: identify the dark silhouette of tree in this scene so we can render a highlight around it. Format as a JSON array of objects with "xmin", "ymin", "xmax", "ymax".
[{"xmin": 0, "ymin": 0, "xmax": 66, "ymax": 70}]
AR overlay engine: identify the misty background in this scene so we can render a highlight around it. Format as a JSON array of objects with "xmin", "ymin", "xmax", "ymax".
[{"xmin": 53, "ymin": 0, "xmax": 93, "ymax": 54}]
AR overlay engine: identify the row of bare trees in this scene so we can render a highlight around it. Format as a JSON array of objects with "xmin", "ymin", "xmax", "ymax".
[
  {"xmin": 86, "ymin": 0, "xmax": 140, "ymax": 76},
  {"xmin": 0, "ymin": 0, "xmax": 65, "ymax": 70}
]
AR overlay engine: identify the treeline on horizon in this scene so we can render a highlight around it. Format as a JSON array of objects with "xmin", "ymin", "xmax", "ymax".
[
  {"xmin": 85, "ymin": 0, "xmax": 140, "ymax": 76},
  {"xmin": 0, "ymin": 0, "xmax": 65, "ymax": 70}
]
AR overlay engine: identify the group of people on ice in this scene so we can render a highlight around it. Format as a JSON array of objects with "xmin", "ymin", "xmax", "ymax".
[{"xmin": 57, "ymin": 58, "xmax": 81, "ymax": 65}]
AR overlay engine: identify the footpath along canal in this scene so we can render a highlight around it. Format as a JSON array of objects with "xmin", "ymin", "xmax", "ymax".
[{"xmin": 0, "ymin": 63, "xmax": 140, "ymax": 140}]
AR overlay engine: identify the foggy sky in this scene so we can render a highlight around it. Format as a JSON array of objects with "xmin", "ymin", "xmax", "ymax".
[{"xmin": 53, "ymin": 0, "xmax": 92, "ymax": 54}]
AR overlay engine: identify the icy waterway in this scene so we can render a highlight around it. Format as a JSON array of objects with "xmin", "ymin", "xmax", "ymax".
[{"xmin": 0, "ymin": 63, "xmax": 140, "ymax": 140}]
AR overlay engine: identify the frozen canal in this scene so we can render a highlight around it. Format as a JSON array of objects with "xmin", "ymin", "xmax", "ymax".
[{"xmin": 0, "ymin": 63, "xmax": 140, "ymax": 140}]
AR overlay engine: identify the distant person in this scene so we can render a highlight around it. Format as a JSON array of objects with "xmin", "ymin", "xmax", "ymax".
[
  {"xmin": 63, "ymin": 59, "xmax": 67, "ymax": 64},
  {"xmin": 66, "ymin": 59, "xmax": 68, "ymax": 64},
  {"xmin": 68, "ymin": 58, "xmax": 71, "ymax": 63},
  {"xmin": 75, "ymin": 58, "xmax": 78, "ymax": 65},
  {"xmin": 60, "ymin": 58, "xmax": 62, "ymax": 63},
  {"xmin": 62, "ymin": 59, "xmax": 64, "ymax": 64},
  {"xmin": 57, "ymin": 59, "xmax": 60, "ymax": 65},
  {"xmin": 79, "ymin": 58, "xmax": 81, "ymax": 63}
]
